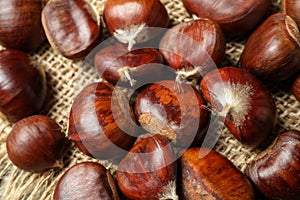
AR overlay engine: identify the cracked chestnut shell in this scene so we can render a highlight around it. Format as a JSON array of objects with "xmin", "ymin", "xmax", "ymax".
[
  {"xmin": 116, "ymin": 134, "xmax": 177, "ymax": 200},
  {"xmin": 0, "ymin": 49, "xmax": 47, "ymax": 123},
  {"xmin": 182, "ymin": 0, "xmax": 271, "ymax": 36},
  {"xmin": 53, "ymin": 162, "xmax": 120, "ymax": 200},
  {"xmin": 200, "ymin": 67, "xmax": 276, "ymax": 147},
  {"xmin": 180, "ymin": 148, "xmax": 255, "ymax": 200},
  {"xmin": 292, "ymin": 73, "xmax": 300, "ymax": 101},
  {"xmin": 245, "ymin": 130, "xmax": 300, "ymax": 200},
  {"xmin": 134, "ymin": 80, "xmax": 209, "ymax": 147},
  {"xmin": 42, "ymin": 0, "xmax": 101, "ymax": 59},
  {"xmin": 6, "ymin": 115, "xmax": 66, "ymax": 172},
  {"xmin": 283, "ymin": 0, "xmax": 300, "ymax": 28},
  {"xmin": 68, "ymin": 82, "xmax": 136, "ymax": 160},
  {"xmin": 240, "ymin": 13, "xmax": 300, "ymax": 81},
  {"xmin": 0, "ymin": 0, "xmax": 45, "ymax": 52}
]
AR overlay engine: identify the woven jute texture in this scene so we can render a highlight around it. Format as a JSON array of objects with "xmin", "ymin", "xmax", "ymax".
[{"xmin": 0, "ymin": 0, "xmax": 299, "ymax": 199}]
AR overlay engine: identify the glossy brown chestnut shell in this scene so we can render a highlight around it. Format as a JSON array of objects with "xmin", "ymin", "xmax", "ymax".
[
  {"xmin": 159, "ymin": 19, "xmax": 225, "ymax": 79},
  {"xmin": 182, "ymin": 0, "xmax": 271, "ymax": 36},
  {"xmin": 6, "ymin": 115, "xmax": 66, "ymax": 172},
  {"xmin": 180, "ymin": 148, "xmax": 255, "ymax": 200},
  {"xmin": 116, "ymin": 134, "xmax": 177, "ymax": 200},
  {"xmin": 292, "ymin": 73, "xmax": 300, "ymax": 101},
  {"xmin": 68, "ymin": 82, "xmax": 137, "ymax": 160},
  {"xmin": 0, "ymin": 49, "xmax": 47, "ymax": 123},
  {"xmin": 200, "ymin": 67, "xmax": 277, "ymax": 147},
  {"xmin": 42, "ymin": 0, "xmax": 101, "ymax": 59},
  {"xmin": 245, "ymin": 130, "xmax": 300, "ymax": 200},
  {"xmin": 283, "ymin": 0, "xmax": 300, "ymax": 28},
  {"xmin": 94, "ymin": 44, "xmax": 166, "ymax": 86},
  {"xmin": 134, "ymin": 80, "xmax": 209, "ymax": 147},
  {"xmin": 0, "ymin": 0, "xmax": 45, "ymax": 52},
  {"xmin": 53, "ymin": 162, "xmax": 120, "ymax": 200},
  {"xmin": 240, "ymin": 13, "xmax": 300, "ymax": 81}
]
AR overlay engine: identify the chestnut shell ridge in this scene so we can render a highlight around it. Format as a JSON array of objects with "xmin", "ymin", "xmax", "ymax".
[
  {"xmin": 283, "ymin": 0, "xmax": 300, "ymax": 28},
  {"xmin": 68, "ymin": 82, "xmax": 137, "ymax": 160},
  {"xmin": 200, "ymin": 67, "xmax": 276, "ymax": 147}
]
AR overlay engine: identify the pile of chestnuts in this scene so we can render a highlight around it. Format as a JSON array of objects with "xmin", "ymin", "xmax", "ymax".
[{"xmin": 0, "ymin": 0, "xmax": 300, "ymax": 199}]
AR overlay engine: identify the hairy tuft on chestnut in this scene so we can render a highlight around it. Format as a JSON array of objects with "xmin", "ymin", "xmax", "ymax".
[
  {"xmin": 53, "ymin": 162, "xmax": 120, "ymax": 200},
  {"xmin": 6, "ymin": 115, "xmax": 66, "ymax": 172},
  {"xmin": 245, "ymin": 130, "xmax": 300, "ymax": 200},
  {"xmin": 282, "ymin": 0, "xmax": 300, "ymax": 28},
  {"xmin": 0, "ymin": 49, "xmax": 47, "ymax": 123}
]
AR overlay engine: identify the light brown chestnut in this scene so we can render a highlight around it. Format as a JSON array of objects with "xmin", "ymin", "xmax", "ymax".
[
  {"xmin": 246, "ymin": 130, "xmax": 300, "ymax": 200},
  {"xmin": 6, "ymin": 115, "xmax": 66, "ymax": 172},
  {"xmin": 180, "ymin": 148, "xmax": 255, "ymax": 200},
  {"xmin": 292, "ymin": 73, "xmax": 300, "ymax": 101},
  {"xmin": 116, "ymin": 134, "xmax": 177, "ymax": 200},
  {"xmin": 200, "ymin": 67, "xmax": 277, "ymax": 147},
  {"xmin": 42, "ymin": 0, "xmax": 101, "ymax": 59},
  {"xmin": 53, "ymin": 162, "xmax": 120, "ymax": 200},
  {"xmin": 0, "ymin": 49, "xmax": 47, "ymax": 123},
  {"xmin": 282, "ymin": 0, "xmax": 300, "ymax": 28},
  {"xmin": 240, "ymin": 13, "xmax": 300, "ymax": 81},
  {"xmin": 0, "ymin": 0, "xmax": 45, "ymax": 52},
  {"xmin": 159, "ymin": 19, "xmax": 225, "ymax": 80},
  {"xmin": 68, "ymin": 82, "xmax": 137, "ymax": 160},
  {"xmin": 182, "ymin": 0, "xmax": 271, "ymax": 36}
]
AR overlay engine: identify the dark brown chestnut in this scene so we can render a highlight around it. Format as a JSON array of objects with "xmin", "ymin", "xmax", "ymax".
[
  {"xmin": 180, "ymin": 148, "xmax": 255, "ymax": 200},
  {"xmin": 134, "ymin": 80, "xmax": 209, "ymax": 147},
  {"xmin": 53, "ymin": 162, "xmax": 120, "ymax": 200},
  {"xmin": 103, "ymin": 0, "xmax": 169, "ymax": 50},
  {"xmin": 200, "ymin": 67, "xmax": 277, "ymax": 147},
  {"xmin": 42, "ymin": 0, "xmax": 101, "ymax": 59},
  {"xmin": 68, "ymin": 82, "xmax": 137, "ymax": 160},
  {"xmin": 182, "ymin": 0, "xmax": 271, "ymax": 36},
  {"xmin": 0, "ymin": 0, "xmax": 45, "ymax": 52},
  {"xmin": 292, "ymin": 73, "xmax": 300, "ymax": 101},
  {"xmin": 240, "ymin": 13, "xmax": 300, "ymax": 82},
  {"xmin": 116, "ymin": 133, "xmax": 177, "ymax": 200},
  {"xmin": 6, "ymin": 115, "xmax": 66, "ymax": 172},
  {"xmin": 282, "ymin": 0, "xmax": 300, "ymax": 28},
  {"xmin": 94, "ymin": 44, "xmax": 166, "ymax": 86},
  {"xmin": 159, "ymin": 19, "xmax": 225, "ymax": 80},
  {"xmin": 245, "ymin": 130, "xmax": 300, "ymax": 200},
  {"xmin": 0, "ymin": 49, "xmax": 47, "ymax": 123}
]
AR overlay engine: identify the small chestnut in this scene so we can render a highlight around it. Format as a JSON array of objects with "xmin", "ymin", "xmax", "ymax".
[
  {"xmin": 116, "ymin": 133, "xmax": 177, "ymax": 200},
  {"xmin": 182, "ymin": 0, "xmax": 271, "ymax": 36},
  {"xmin": 6, "ymin": 115, "xmax": 66, "ymax": 172},
  {"xmin": 159, "ymin": 19, "xmax": 225, "ymax": 80},
  {"xmin": 245, "ymin": 130, "xmax": 300, "ymax": 200},
  {"xmin": 180, "ymin": 148, "xmax": 255, "ymax": 200},
  {"xmin": 0, "ymin": 0, "xmax": 45, "ymax": 52},
  {"xmin": 103, "ymin": 0, "xmax": 169, "ymax": 50},
  {"xmin": 292, "ymin": 73, "xmax": 300, "ymax": 101},
  {"xmin": 282, "ymin": 0, "xmax": 300, "ymax": 28},
  {"xmin": 134, "ymin": 80, "xmax": 209, "ymax": 147},
  {"xmin": 42, "ymin": 0, "xmax": 101, "ymax": 59},
  {"xmin": 53, "ymin": 162, "xmax": 120, "ymax": 200},
  {"xmin": 240, "ymin": 13, "xmax": 300, "ymax": 81},
  {"xmin": 200, "ymin": 67, "xmax": 277, "ymax": 147},
  {"xmin": 0, "ymin": 49, "xmax": 47, "ymax": 123},
  {"xmin": 68, "ymin": 82, "xmax": 137, "ymax": 160}
]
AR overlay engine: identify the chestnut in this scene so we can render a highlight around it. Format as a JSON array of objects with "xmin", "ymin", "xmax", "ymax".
[
  {"xmin": 0, "ymin": 49, "xmax": 47, "ymax": 123},
  {"xmin": 0, "ymin": 0, "xmax": 45, "ymax": 52},
  {"xmin": 292, "ymin": 73, "xmax": 300, "ymax": 101},
  {"xmin": 42, "ymin": 0, "xmax": 101, "ymax": 59},
  {"xmin": 53, "ymin": 162, "xmax": 120, "ymax": 200},
  {"xmin": 180, "ymin": 148, "xmax": 255, "ymax": 200},
  {"xmin": 134, "ymin": 80, "xmax": 209, "ymax": 147},
  {"xmin": 159, "ymin": 19, "xmax": 225, "ymax": 80},
  {"xmin": 200, "ymin": 67, "xmax": 277, "ymax": 148},
  {"xmin": 94, "ymin": 44, "xmax": 166, "ymax": 86},
  {"xmin": 116, "ymin": 133, "xmax": 177, "ymax": 200},
  {"xmin": 103, "ymin": 0, "xmax": 169, "ymax": 50},
  {"xmin": 6, "ymin": 115, "xmax": 66, "ymax": 172},
  {"xmin": 245, "ymin": 130, "xmax": 300, "ymax": 200},
  {"xmin": 68, "ymin": 82, "xmax": 137, "ymax": 160},
  {"xmin": 240, "ymin": 13, "xmax": 300, "ymax": 82},
  {"xmin": 182, "ymin": 0, "xmax": 271, "ymax": 36},
  {"xmin": 282, "ymin": 0, "xmax": 300, "ymax": 28}
]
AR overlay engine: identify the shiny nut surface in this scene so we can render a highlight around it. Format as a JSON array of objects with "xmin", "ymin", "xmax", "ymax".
[
  {"xmin": 282, "ymin": 0, "xmax": 300, "ymax": 27},
  {"xmin": 292, "ymin": 73, "xmax": 300, "ymax": 101}
]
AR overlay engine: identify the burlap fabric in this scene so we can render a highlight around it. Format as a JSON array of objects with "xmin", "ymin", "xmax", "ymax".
[{"xmin": 0, "ymin": 0, "xmax": 299, "ymax": 199}]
